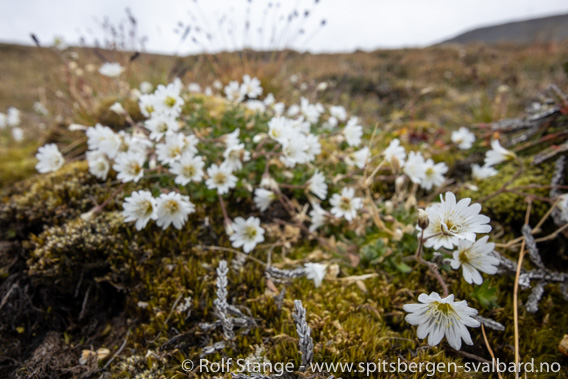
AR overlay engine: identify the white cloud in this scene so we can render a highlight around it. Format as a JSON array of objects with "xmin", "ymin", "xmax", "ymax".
[{"xmin": 0, "ymin": 0, "xmax": 567, "ymax": 54}]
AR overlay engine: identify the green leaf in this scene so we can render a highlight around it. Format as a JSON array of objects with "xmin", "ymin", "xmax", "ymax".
[{"xmin": 470, "ymin": 281, "xmax": 499, "ymax": 309}]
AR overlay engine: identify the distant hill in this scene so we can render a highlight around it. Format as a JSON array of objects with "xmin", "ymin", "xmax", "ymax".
[{"xmin": 442, "ymin": 13, "xmax": 568, "ymax": 44}]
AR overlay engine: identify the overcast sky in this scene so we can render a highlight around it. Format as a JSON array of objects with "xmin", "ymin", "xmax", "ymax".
[{"xmin": 1, "ymin": 0, "xmax": 567, "ymax": 55}]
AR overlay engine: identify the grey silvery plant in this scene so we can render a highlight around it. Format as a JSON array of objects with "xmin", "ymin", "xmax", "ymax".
[
  {"xmin": 292, "ymin": 299, "xmax": 314, "ymax": 370},
  {"xmin": 213, "ymin": 260, "xmax": 235, "ymax": 340}
]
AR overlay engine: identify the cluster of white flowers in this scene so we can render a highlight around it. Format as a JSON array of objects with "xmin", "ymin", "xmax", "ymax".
[
  {"xmin": 32, "ymin": 75, "xmax": 374, "ymax": 255},
  {"xmin": 0, "ymin": 106, "xmax": 24, "ymax": 142},
  {"xmin": 99, "ymin": 62, "xmax": 124, "ymax": 78},
  {"xmin": 382, "ymin": 138, "xmax": 448, "ymax": 191},
  {"xmin": 406, "ymin": 190, "xmax": 500, "ymax": 350},
  {"xmin": 122, "ymin": 190, "xmax": 195, "ymax": 230},
  {"xmin": 224, "ymin": 75, "xmax": 263, "ymax": 103}
]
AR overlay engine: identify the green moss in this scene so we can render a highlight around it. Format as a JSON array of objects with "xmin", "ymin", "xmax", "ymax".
[
  {"xmin": 459, "ymin": 157, "xmax": 554, "ymax": 228},
  {"xmin": 0, "ymin": 143, "xmax": 38, "ymax": 190}
]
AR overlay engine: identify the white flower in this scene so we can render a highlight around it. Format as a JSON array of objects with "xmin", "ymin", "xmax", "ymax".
[
  {"xmin": 451, "ymin": 127, "xmax": 476, "ymax": 150},
  {"xmin": 155, "ymin": 192, "xmax": 195, "ymax": 230},
  {"xmin": 144, "ymin": 114, "xmax": 180, "ymax": 141},
  {"xmin": 229, "ymin": 216, "xmax": 265, "ymax": 253},
  {"xmin": 471, "ymin": 164, "xmax": 498, "ymax": 180},
  {"xmin": 225, "ymin": 81, "xmax": 244, "ymax": 103},
  {"xmin": 484, "ymin": 139, "xmax": 516, "ymax": 167},
  {"xmin": 280, "ymin": 137, "xmax": 309, "ymax": 168},
  {"xmin": 188, "ymin": 82, "xmax": 201, "ymax": 93},
  {"xmin": 213, "ymin": 80, "xmax": 223, "ymax": 90},
  {"xmin": 307, "ymin": 170, "xmax": 327, "ymax": 200},
  {"xmin": 241, "ymin": 75, "xmax": 263, "ymax": 98},
  {"xmin": 254, "ymin": 188, "xmax": 276, "ymax": 212},
  {"xmin": 33, "ymin": 101, "xmax": 49, "ymax": 116},
  {"xmin": 86, "ymin": 150, "xmax": 110, "ymax": 180},
  {"xmin": 329, "ymin": 105, "xmax": 347, "ymax": 121},
  {"xmin": 53, "ymin": 36, "xmax": 68, "ymax": 51},
  {"xmin": 343, "ymin": 117, "xmax": 363, "ymax": 147},
  {"xmin": 110, "ymin": 102, "xmax": 126, "ymax": 115},
  {"xmin": 403, "ymin": 151, "xmax": 426, "ymax": 184},
  {"xmin": 246, "ymin": 100, "xmax": 266, "ymax": 113},
  {"xmin": 35, "ymin": 143, "xmax": 64, "ymax": 173},
  {"xmin": 140, "ymin": 81, "xmax": 153, "ymax": 94},
  {"xmin": 264, "ymin": 93, "xmax": 275, "ymax": 106},
  {"xmin": 309, "ymin": 203, "xmax": 327, "ymax": 232},
  {"xmin": 421, "ymin": 159, "xmax": 448, "ymax": 190},
  {"xmin": 122, "ymin": 190, "xmax": 157, "ymax": 230},
  {"xmin": 268, "ymin": 116, "xmax": 292, "ymax": 144},
  {"xmin": 170, "ymin": 153, "xmax": 205, "ymax": 185},
  {"xmin": 325, "ymin": 116, "xmax": 338, "ymax": 130},
  {"xmin": 99, "ymin": 62, "xmax": 124, "ymax": 77},
  {"xmin": 383, "ymin": 138, "xmax": 406, "ymax": 168},
  {"xmin": 7, "ymin": 107, "xmax": 20, "ymax": 127},
  {"xmin": 299, "ymin": 97, "xmax": 321, "ymax": 123},
  {"xmin": 346, "ymin": 146, "xmax": 370, "ymax": 169},
  {"xmin": 450, "ymin": 236, "xmax": 499, "ymax": 285},
  {"xmin": 304, "ymin": 263, "xmax": 327, "ymax": 287},
  {"xmin": 224, "ymin": 129, "xmax": 241, "ymax": 148},
  {"xmin": 273, "ymin": 102, "xmax": 285, "ymax": 116},
  {"xmin": 223, "ymin": 143, "xmax": 251, "ymax": 172},
  {"xmin": 153, "ymin": 79, "xmax": 184, "ymax": 116},
  {"xmin": 11, "ymin": 127, "xmax": 24, "ymax": 142},
  {"xmin": 86, "ymin": 124, "xmax": 122, "ymax": 158},
  {"xmin": 156, "ymin": 133, "xmax": 196, "ymax": 165},
  {"xmin": 206, "ymin": 163, "xmax": 238, "ymax": 195},
  {"xmin": 113, "ymin": 152, "xmax": 145, "ymax": 183},
  {"xmin": 138, "ymin": 94, "xmax": 158, "ymax": 117},
  {"xmin": 330, "ymin": 187, "xmax": 363, "ymax": 222},
  {"xmin": 304, "ymin": 134, "xmax": 321, "ymax": 162},
  {"xmin": 403, "ymin": 292, "xmax": 480, "ymax": 350},
  {"xmin": 121, "ymin": 132, "xmax": 152, "ymax": 156},
  {"xmin": 420, "ymin": 192, "xmax": 492, "ymax": 250}
]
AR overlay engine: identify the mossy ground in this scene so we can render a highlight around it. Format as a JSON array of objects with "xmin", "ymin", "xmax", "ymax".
[{"xmin": 1, "ymin": 132, "xmax": 568, "ymax": 378}]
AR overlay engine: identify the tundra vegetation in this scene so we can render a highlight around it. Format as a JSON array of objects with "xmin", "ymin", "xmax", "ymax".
[{"xmin": 0, "ymin": 25, "xmax": 567, "ymax": 378}]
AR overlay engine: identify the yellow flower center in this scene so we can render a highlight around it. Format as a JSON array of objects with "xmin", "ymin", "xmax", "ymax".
[
  {"xmin": 183, "ymin": 165, "xmax": 196, "ymax": 178},
  {"xmin": 165, "ymin": 200, "xmax": 179, "ymax": 214},
  {"xmin": 435, "ymin": 302, "xmax": 453, "ymax": 315},
  {"xmin": 214, "ymin": 172, "xmax": 227, "ymax": 185},
  {"xmin": 244, "ymin": 225, "xmax": 257, "ymax": 240},
  {"xmin": 459, "ymin": 247, "xmax": 471, "ymax": 262},
  {"xmin": 165, "ymin": 96, "xmax": 177, "ymax": 108},
  {"xmin": 143, "ymin": 200, "xmax": 154, "ymax": 216},
  {"xmin": 157, "ymin": 122, "xmax": 168, "ymax": 133},
  {"xmin": 339, "ymin": 197, "xmax": 351, "ymax": 211},
  {"xmin": 129, "ymin": 162, "xmax": 141, "ymax": 175}
]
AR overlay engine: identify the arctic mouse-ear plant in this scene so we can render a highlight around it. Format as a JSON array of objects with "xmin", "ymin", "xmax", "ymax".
[{"xmin": 405, "ymin": 191, "xmax": 493, "ymax": 350}]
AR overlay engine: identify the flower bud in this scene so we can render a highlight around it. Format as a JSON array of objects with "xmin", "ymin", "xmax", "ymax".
[
  {"xmin": 395, "ymin": 175, "xmax": 405, "ymax": 193},
  {"xmin": 384, "ymin": 200, "xmax": 394, "ymax": 214},
  {"xmin": 224, "ymin": 220, "xmax": 234, "ymax": 236},
  {"xmin": 393, "ymin": 228, "xmax": 404, "ymax": 241},
  {"xmin": 260, "ymin": 174, "xmax": 279, "ymax": 191},
  {"xmin": 390, "ymin": 155, "xmax": 401, "ymax": 173},
  {"xmin": 417, "ymin": 209, "xmax": 429, "ymax": 230}
]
